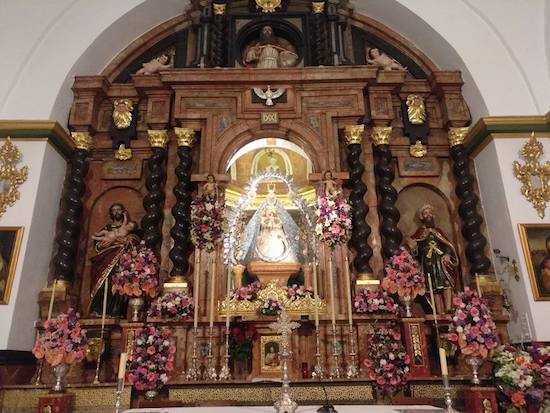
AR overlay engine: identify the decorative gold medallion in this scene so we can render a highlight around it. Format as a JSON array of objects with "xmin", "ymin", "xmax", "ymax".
[
  {"xmin": 147, "ymin": 129, "xmax": 169, "ymax": 148},
  {"xmin": 213, "ymin": 3, "xmax": 226, "ymax": 15},
  {"xmin": 255, "ymin": 0, "xmax": 282, "ymax": 13},
  {"xmin": 114, "ymin": 144, "xmax": 132, "ymax": 161},
  {"xmin": 448, "ymin": 127, "xmax": 469, "ymax": 147},
  {"xmin": 174, "ymin": 128, "xmax": 196, "ymax": 147},
  {"xmin": 371, "ymin": 126, "xmax": 392, "ymax": 146},
  {"xmin": 71, "ymin": 131, "xmax": 93, "ymax": 151},
  {"xmin": 261, "ymin": 112, "xmax": 279, "ymax": 125},
  {"xmin": 406, "ymin": 95, "xmax": 426, "ymax": 125},
  {"xmin": 410, "ymin": 140, "xmax": 428, "ymax": 158},
  {"xmin": 513, "ymin": 132, "xmax": 550, "ymax": 218},
  {"xmin": 0, "ymin": 139, "xmax": 28, "ymax": 218},
  {"xmin": 112, "ymin": 98, "xmax": 134, "ymax": 129},
  {"xmin": 311, "ymin": 1, "xmax": 325, "ymax": 13},
  {"xmin": 343, "ymin": 125, "xmax": 365, "ymax": 145}
]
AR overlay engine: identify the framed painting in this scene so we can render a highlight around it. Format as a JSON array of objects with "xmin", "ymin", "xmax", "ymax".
[
  {"xmin": 260, "ymin": 335, "xmax": 282, "ymax": 375},
  {"xmin": 0, "ymin": 226, "xmax": 24, "ymax": 304},
  {"xmin": 518, "ymin": 224, "xmax": 550, "ymax": 301}
]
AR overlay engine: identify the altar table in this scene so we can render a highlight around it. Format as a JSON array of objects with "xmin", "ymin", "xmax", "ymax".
[{"xmin": 124, "ymin": 406, "xmax": 443, "ymax": 413}]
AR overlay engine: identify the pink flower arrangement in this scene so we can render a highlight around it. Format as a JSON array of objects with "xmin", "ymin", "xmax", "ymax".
[
  {"xmin": 353, "ymin": 287, "xmax": 399, "ymax": 315},
  {"xmin": 191, "ymin": 195, "xmax": 225, "ymax": 252},
  {"xmin": 148, "ymin": 291, "xmax": 194, "ymax": 319},
  {"xmin": 32, "ymin": 308, "xmax": 88, "ymax": 366},
  {"xmin": 126, "ymin": 324, "xmax": 176, "ymax": 391},
  {"xmin": 112, "ymin": 240, "xmax": 159, "ymax": 298},
  {"xmin": 286, "ymin": 284, "xmax": 313, "ymax": 301},
  {"xmin": 315, "ymin": 192, "xmax": 352, "ymax": 248},
  {"xmin": 232, "ymin": 281, "xmax": 261, "ymax": 301},
  {"xmin": 363, "ymin": 321, "xmax": 411, "ymax": 395},
  {"xmin": 382, "ymin": 247, "xmax": 426, "ymax": 299},
  {"xmin": 447, "ymin": 288, "xmax": 498, "ymax": 359},
  {"xmin": 260, "ymin": 297, "xmax": 282, "ymax": 316}
]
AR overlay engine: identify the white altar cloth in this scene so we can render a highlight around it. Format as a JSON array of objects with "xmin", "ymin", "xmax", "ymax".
[{"xmin": 124, "ymin": 406, "xmax": 442, "ymax": 413}]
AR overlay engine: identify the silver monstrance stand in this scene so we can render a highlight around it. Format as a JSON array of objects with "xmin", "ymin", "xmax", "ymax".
[{"xmin": 269, "ymin": 309, "xmax": 300, "ymax": 413}]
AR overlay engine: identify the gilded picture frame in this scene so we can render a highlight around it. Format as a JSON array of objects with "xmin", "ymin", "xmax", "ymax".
[
  {"xmin": 260, "ymin": 335, "xmax": 282, "ymax": 374},
  {"xmin": 0, "ymin": 226, "xmax": 24, "ymax": 304},
  {"xmin": 518, "ymin": 224, "xmax": 550, "ymax": 301}
]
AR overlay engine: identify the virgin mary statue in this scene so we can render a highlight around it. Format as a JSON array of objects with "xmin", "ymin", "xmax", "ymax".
[{"xmin": 241, "ymin": 185, "xmax": 302, "ymax": 264}]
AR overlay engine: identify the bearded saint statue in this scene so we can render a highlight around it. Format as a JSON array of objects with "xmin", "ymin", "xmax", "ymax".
[{"xmin": 244, "ymin": 25, "xmax": 299, "ymax": 69}]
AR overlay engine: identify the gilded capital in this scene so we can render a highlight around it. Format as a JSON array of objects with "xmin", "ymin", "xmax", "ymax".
[
  {"xmin": 371, "ymin": 127, "xmax": 392, "ymax": 146},
  {"xmin": 147, "ymin": 129, "xmax": 169, "ymax": 148},
  {"xmin": 71, "ymin": 132, "xmax": 93, "ymax": 151},
  {"xmin": 213, "ymin": 3, "xmax": 226, "ymax": 15},
  {"xmin": 448, "ymin": 127, "xmax": 469, "ymax": 147},
  {"xmin": 312, "ymin": 1, "xmax": 325, "ymax": 13},
  {"xmin": 344, "ymin": 125, "xmax": 365, "ymax": 145},
  {"xmin": 174, "ymin": 128, "xmax": 196, "ymax": 147}
]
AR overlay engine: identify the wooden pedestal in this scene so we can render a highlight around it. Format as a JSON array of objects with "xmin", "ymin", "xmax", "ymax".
[
  {"xmin": 464, "ymin": 386, "xmax": 499, "ymax": 413},
  {"xmin": 401, "ymin": 318, "xmax": 431, "ymax": 378},
  {"xmin": 38, "ymin": 393, "xmax": 74, "ymax": 413}
]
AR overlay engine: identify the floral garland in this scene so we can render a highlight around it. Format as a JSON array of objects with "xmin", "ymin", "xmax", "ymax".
[
  {"xmin": 148, "ymin": 291, "xmax": 194, "ymax": 319},
  {"xmin": 260, "ymin": 297, "xmax": 283, "ymax": 316},
  {"xmin": 381, "ymin": 247, "xmax": 425, "ymax": 299},
  {"xmin": 232, "ymin": 281, "xmax": 261, "ymax": 301},
  {"xmin": 191, "ymin": 195, "xmax": 225, "ymax": 252},
  {"xmin": 447, "ymin": 287, "xmax": 499, "ymax": 359},
  {"xmin": 315, "ymin": 192, "xmax": 352, "ymax": 248},
  {"xmin": 126, "ymin": 324, "xmax": 176, "ymax": 391},
  {"xmin": 286, "ymin": 284, "xmax": 313, "ymax": 301},
  {"xmin": 32, "ymin": 308, "xmax": 88, "ymax": 366},
  {"xmin": 353, "ymin": 287, "xmax": 399, "ymax": 315},
  {"xmin": 363, "ymin": 321, "xmax": 411, "ymax": 395},
  {"xmin": 228, "ymin": 322, "xmax": 258, "ymax": 362},
  {"xmin": 112, "ymin": 240, "xmax": 159, "ymax": 298},
  {"xmin": 492, "ymin": 344, "xmax": 550, "ymax": 412}
]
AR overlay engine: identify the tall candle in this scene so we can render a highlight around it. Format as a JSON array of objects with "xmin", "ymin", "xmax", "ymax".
[
  {"xmin": 475, "ymin": 273, "xmax": 483, "ymax": 297},
  {"xmin": 47, "ymin": 279, "xmax": 57, "ymax": 321},
  {"xmin": 439, "ymin": 347, "xmax": 448, "ymax": 376},
  {"xmin": 312, "ymin": 261, "xmax": 319, "ymax": 328},
  {"xmin": 328, "ymin": 253, "xmax": 337, "ymax": 328},
  {"xmin": 209, "ymin": 254, "xmax": 216, "ymax": 328},
  {"xmin": 193, "ymin": 252, "xmax": 201, "ymax": 329},
  {"xmin": 225, "ymin": 265, "xmax": 232, "ymax": 330},
  {"xmin": 118, "ymin": 353, "xmax": 127, "ymax": 379},
  {"xmin": 343, "ymin": 255, "xmax": 353, "ymax": 326}
]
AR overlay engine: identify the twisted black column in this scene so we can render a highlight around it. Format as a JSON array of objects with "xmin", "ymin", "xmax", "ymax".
[
  {"xmin": 449, "ymin": 128, "xmax": 491, "ymax": 275},
  {"xmin": 344, "ymin": 125, "xmax": 373, "ymax": 276},
  {"xmin": 372, "ymin": 127, "xmax": 402, "ymax": 259},
  {"xmin": 141, "ymin": 130, "xmax": 168, "ymax": 252},
  {"xmin": 51, "ymin": 132, "xmax": 92, "ymax": 282},
  {"xmin": 311, "ymin": 2, "xmax": 331, "ymax": 66},
  {"xmin": 169, "ymin": 128, "xmax": 195, "ymax": 278},
  {"xmin": 208, "ymin": 4, "xmax": 226, "ymax": 67}
]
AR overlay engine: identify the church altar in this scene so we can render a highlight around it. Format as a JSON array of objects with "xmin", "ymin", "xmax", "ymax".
[{"xmin": 123, "ymin": 406, "xmax": 443, "ymax": 413}]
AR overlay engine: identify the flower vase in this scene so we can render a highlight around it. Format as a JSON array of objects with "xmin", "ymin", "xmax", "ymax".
[
  {"xmin": 400, "ymin": 295, "xmax": 413, "ymax": 317},
  {"xmin": 145, "ymin": 389, "xmax": 158, "ymax": 400},
  {"xmin": 465, "ymin": 355, "xmax": 484, "ymax": 385},
  {"xmin": 52, "ymin": 363, "xmax": 69, "ymax": 392},
  {"xmin": 129, "ymin": 297, "xmax": 144, "ymax": 322}
]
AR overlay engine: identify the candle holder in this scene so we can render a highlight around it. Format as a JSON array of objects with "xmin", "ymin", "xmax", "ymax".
[
  {"xmin": 114, "ymin": 378, "xmax": 124, "ymax": 413},
  {"xmin": 186, "ymin": 327, "xmax": 200, "ymax": 381},
  {"xmin": 204, "ymin": 327, "xmax": 218, "ymax": 381},
  {"xmin": 329, "ymin": 324, "xmax": 342, "ymax": 379},
  {"xmin": 442, "ymin": 374, "xmax": 457, "ymax": 412},
  {"xmin": 345, "ymin": 324, "xmax": 358, "ymax": 379},
  {"xmin": 218, "ymin": 330, "xmax": 231, "ymax": 381},
  {"xmin": 311, "ymin": 328, "xmax": 325, "ymax": 379},
  {"xmin": 33, "ymin": 359, "xmax": 44, "ymax": 385}
]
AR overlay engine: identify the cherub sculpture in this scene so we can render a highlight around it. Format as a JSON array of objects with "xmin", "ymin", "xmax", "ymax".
[
  {"xmin": 367, "ymin": 48, "xmax": 407, "ymax": 71},
  {"xmin": 202, "ymin": 174, "xmax": 220, "ymax": 201},
  {"xmin": 321, "ymin": 170, "xmax": 339, "ymax": 196},
  {"xmin": 135, "ymin": 54, "xmax": 173, "ymax": 75}
]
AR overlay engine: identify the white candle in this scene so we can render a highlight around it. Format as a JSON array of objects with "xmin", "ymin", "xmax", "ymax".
[
  {"xmin": 344, "ymin": 255, "xmax": 353, "ymax": 327},
  {"xmin": 47, "ymin": 280, "xmax": 57, "ymax": 321},
  {"xmin": 225, "ymin": 265, "xmax": 232, "ymax": 330},
  {"xmin": 193, "ymin": 252, "xmax": 201, "ymax": 329},
  {"xmin": 209, "ymin": 253, "xmax": 216, "ymax": 328},
  {"xmin": 328, "ymin": 253, "xmax": 337, "ymax": 328},
  {"xmin": 439, "ymin": 347, "xmax": 448, "ymax": 376},
  {"xmin": 118, "ymin": 353, "xmax": 127, "ymax": 379},
  {"xmin": 312, "ymin": 261, "xmax": 319, "ymax": 328},
  {"xmin": 475, "ymin": 273, "xmax": 483, "ymax": 297}
]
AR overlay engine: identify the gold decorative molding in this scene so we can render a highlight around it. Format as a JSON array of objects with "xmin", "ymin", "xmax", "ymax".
[
  {"xmin": 114, "ymin": 144, "xmax": 132, "ymax": 161},
  {"xmin": 448, "ymin": 127, "xmax": 469, "ymax": 147},
  {"xmin": 212, "ymin": 3, "xmax": 226, "ymax": 15},
  {"xmin": 71, "ymin": 132, "xmax": 93, "ymax": 151},
  {"xmin": 255, "ymin": 0, "xmax": 282, "ymax": 13},
  {"xmin": 147, "ymin": 129, "xmax": 169, "ymax": 148},
  {"xmin": 371, "ymin": 126, "xmax": 392, "ymax": 146},
  {"xmin": 174, "ymin": 127, "xmax": 196, "ymax": 147},
  {"xmin": 312, "ymin": 1, "xmax": 325, "ymax": 13},
  {"xmin": 112, "ymin": 98, "xmax": 134, "ymax": 129},
  {"xmin": 406, "ymin": 95, "xmax": 426, "ymax": 125},
  {"xmin": 513, "ymin": 132, "xmax": 550, "ymax": 218},
  {"xmin": 343, "ymin": 124, "xmax": 365, "ymax": 145},
  {"xmin": 410, "ymin": 140, "xmax": 427, "ymax": 158},
  {"xmin": 0, "ymin": 139, "xmax": 28, "ymax": 219}
]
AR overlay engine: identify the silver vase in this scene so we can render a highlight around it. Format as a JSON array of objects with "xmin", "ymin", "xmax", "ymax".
[
  {"xmin": 465, "ymin": 355, "xmax": 484, "ymax": 385},
  {"xmin": 145, "ymin": 389, "xmax": 158, "ymax": 400},
  {"xmin": 52, "ymin": 363, "xmax": 69, "ymax": 392},
  {"xmin": 128, "ymin": 297, "xmax": 144, "ymax": 322},
  {"xmin": 400, "ymin": 295, "xmax": 413, "ymax": 317}
]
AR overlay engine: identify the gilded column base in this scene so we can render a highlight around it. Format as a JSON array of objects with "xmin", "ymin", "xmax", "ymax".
[
  {"xmin": 163, "ymin": 275, "xmax": 189, "ymax": 293},
  {"xmin": 354, "ymin": 273, "xmax": 380, "ymax": 294}
]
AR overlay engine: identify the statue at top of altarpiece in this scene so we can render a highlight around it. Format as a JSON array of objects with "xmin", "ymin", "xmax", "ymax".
[
  {"xmin": 408, "ymin": 204, "xmax": 459, "ymax": 314},
  {"xmin": 244, "ymin": 25, "xmax": 299, "ymax": 69},
  {"xmin": 88, "ymin": 203, "xmax": 140, "ymax": 317}
]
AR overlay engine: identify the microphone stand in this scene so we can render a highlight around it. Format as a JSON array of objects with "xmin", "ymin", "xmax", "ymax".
[{"xmin": 316, "ymin": 377, "xmax": 338, "ymax": 413}]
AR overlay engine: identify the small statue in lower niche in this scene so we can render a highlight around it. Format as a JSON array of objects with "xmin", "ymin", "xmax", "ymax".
[
  {"xmin": 367, "ymin": 47, "xmax": 407, "ymax": 71},
  {"xmin": 135, "ymin": 53, "xmax": 173, "ymax": 75}
]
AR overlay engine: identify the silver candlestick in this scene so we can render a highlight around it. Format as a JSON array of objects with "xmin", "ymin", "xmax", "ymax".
[
  {"xmin": 329, "ymin": 324, "xmax": 342, "ymax": 379},
  {"xmin": 218, "ymin": 328, "xmax": 231, "ymax": 381},
  {"xmin": 204, "ymin": 326, "xmax": 218, "ymax": 381},
  {"xmin": 442, "ymin": 374, "xmax": 457, "ymax": 412},
  {"xmin": 114, "ymin": 378, "xmax": 124, "ymax": 413},
  {"xmin": 345, "ymin": 324, "xmax": 358, "ymax": 379},
  {"xmin": 186, "ymin": 327, "xmax": 200, "ymax": 381},
  {"xmin": 311, "ymin": 328, "xmax": 325, "ymax": 379}
]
